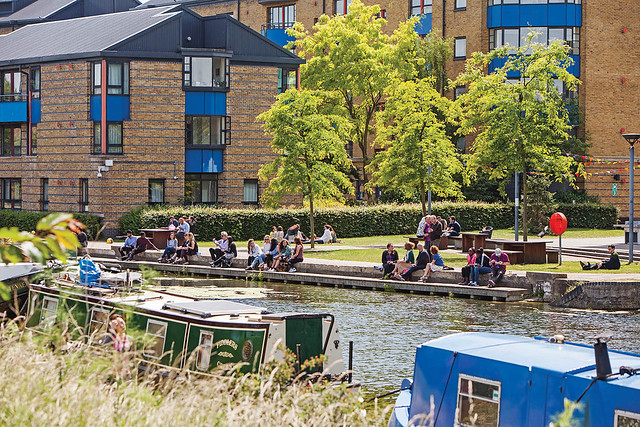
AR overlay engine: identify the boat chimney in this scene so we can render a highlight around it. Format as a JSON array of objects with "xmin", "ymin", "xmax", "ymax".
[{"xmin": 594, "ymin": 336, "xmax": 612, "ymax": 379}]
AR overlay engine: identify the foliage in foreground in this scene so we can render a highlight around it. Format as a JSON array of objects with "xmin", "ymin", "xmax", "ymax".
[{"xmin": 0, "ymin": 322, "xmax": 388, "ymax": 426}]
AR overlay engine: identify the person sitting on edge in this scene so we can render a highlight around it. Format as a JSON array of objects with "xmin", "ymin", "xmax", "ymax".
[
  {"xmin": 488, "ymin": 248, "xmax": 510, "ymax": 287},
  {"xmin": 168, "ymin": 216, "xmax": 179, "ymax": 230},
  {"xmin": 445, "ymin": 216, "xmax": 461, "ymax": 237},
  {"xmin": 381, "ymin": 243, "xmax": 399, "ymax": 279},
  {"xmin": 286, "ymin": 224, "xmax": 300, "ymax": 243},
  {"xmin": 314, "ymin": 224, "xmax": 333, "ymax": 244},
  {"xmin": 119, "ymin": 230, "xmax": 137, "ymax": 260},
  {"xmin": 469, "ymin": 247, "xmax": 492, "ymax": 286},
  {"xmin": 288, "ymin": 237, "xmax": 304, "ymax": 272},
  {"xmin": 400, "ymin": 243, "xmax": 430, "ymax": 281},
  {"xmin": 174, "ymin": 232, "xmax": 198, "ymax": 264},
  {"xmin": 391, "ymin": 242, "xmax": 415, "ymax": 280},
  {"xmin": 429, "ymin": 216, "xmax": 443, "ymax": 249},
  {"xmin": 580, "ymin": 244, "xmax": 620, "ymax": 270},
  {"xmin": 270, "ymin": 239, "xmax": 292, "ymax": 271},
  {"xmin": 158, "ymin": 232, "xmax": 178, "ymax": 263},
  {"xmin": 274, "ymin": 226, "xmax": 285, "ymax": 243},
  {"xmin": 188, "ymin": 216, "xmax": 197, "ymax": 234},
  {"xmin": 459, "ymin": 247, "xmax": 476, "ymax": 285},
  {"xmin": 419, "ymin": 246, "xmax": 445, "ymax": 282},
  {"xmin": 211, "ymin": 237, "xmax": 237, "ymax": 267},
  {"xmin": 209, "ymin": 231, "xmax": 229, "ymax": 261},
  {"xmin": 126, "ymin": 231, "xmax": 158, "ymax": 261},
  {"xmin": 176, "ymin": 217, "xmax": 190, "ymax": 241},
  {"xmin": 247, "ymin": 235, "xmax": 272, "ymax": 270},
  {"xmin": 246, "ymin": 239, "xmax": 262, "ymax": 267}
]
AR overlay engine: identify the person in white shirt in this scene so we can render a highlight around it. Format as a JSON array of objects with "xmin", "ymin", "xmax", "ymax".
[
  {"xmin": 209, "ymin": 231, "xmax": 228, "ymax": 261},
  {"xmin": 246, "ymin": 238, "xmax": 263, "ymax": 267},
  {"xmin": 314, "ymin": 225, "xmax": 333, "ymax": 244}
]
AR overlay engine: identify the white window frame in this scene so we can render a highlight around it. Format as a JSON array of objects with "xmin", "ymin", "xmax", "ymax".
[
  {"xmin": 89, "ymin": 307, "xmax": 110, "ymax": 342},
  {"xmin": 454, "ymin": 37, "xmax": 467, "ymax": 59},
  {"xmin": 144, "ymin": 319, "xmax": 168, "ymax": 359},
  {"xmin": 40, "ymin": 296, "xmax": 59, "ymax": 327},
  {"xmin": 196, "ymin": 330, "xmax": 214, "ymax": 370},
  {"xmin": 456, "ymin": 374, "xmax": 501, "ymax": 427},
  {"xmin": 455, "ymin": 0, "xmax": 467, "ymax": 9},
  {"xmin": 615, "ymin": 409, "xmax": 640, "ymax": 427}
]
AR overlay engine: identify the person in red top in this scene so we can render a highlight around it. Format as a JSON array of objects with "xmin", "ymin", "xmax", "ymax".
[
  {"xmin": 488, "ymin": 248, "xmax": 510, "ymax": 288},
  {"xmin": 126, "ymin": 231, "xmax": 158, "ymax": 261}
]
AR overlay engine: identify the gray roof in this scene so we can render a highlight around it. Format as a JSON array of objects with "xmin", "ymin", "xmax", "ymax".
[
  {"xmin": 135, "ymin": 0, "xmax": 214, "ymax": 9},
  {"xmin": 0, "ymin": 6, "xmax": 179, "ymax": 64},
  {"xmin": 0, "ymin": 0, "xmax": 77, "ymax": 22}
]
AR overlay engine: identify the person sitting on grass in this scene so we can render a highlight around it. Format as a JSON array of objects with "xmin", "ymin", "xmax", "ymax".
[
  {"xmin": 211, "ymin": 237, "xmax": 237, "ymax": 267},
  {"xmin": 399, "ymin": 243, "xmax": 430, "ymax": 281},
  {"xmin": 580, "ymin": 244, "xmax": 620, "ymax": 270},
  {"xmin": 391, "ymin": 242, "xmax": 415, "ymax": 280},
  {"xmin": 314, "ymin": 224, "xmax": 333, "ymax": 244},
  {"xmin": 270, "ymin": 239, "xmax": 292, "ymax": 271},
  {"xmin": 126, "ymin": 231, "xmax": 158, "ymax": 261},
  {"xmin": 419, "ymin": 246, "xmax": 445, "ymax": 282},
  {"xmin": 381, "ymin": 243, "xmax": 399, "ymax": 279},
  {"xmin": 288, "ymin": 237, "xmax": 304, "ymax": 272},
  {"xmin": 158, "ymin": 232, "xmax": 178, "ymax": 263},
  {"xmin": 459, "ymin": 247, "xmax": 476, "ymax": 285},
  {"xmin": 488, "ymin": 248, "xmax": 510, "ymax": 287},
  {"xmin": 174, "ymin": 232, "xmax": 197, "ymax": 264}
]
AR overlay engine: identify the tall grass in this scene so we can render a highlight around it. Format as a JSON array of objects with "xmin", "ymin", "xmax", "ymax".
[{"xmin": 0, "ymin": 319, "xmax": 391, "ymax": 426}]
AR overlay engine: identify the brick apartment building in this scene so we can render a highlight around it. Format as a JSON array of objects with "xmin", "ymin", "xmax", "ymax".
[
  {"xmin": 0, "ymin": 6, "xmax": 302, "ymax": 235},
  {"xmin": 137, "ymin": 0, "xmax": 640, "ymax": 216}
]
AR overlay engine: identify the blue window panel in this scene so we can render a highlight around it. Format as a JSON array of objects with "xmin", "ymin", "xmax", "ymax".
[
  {"xmin": 547, "ymin": 4, "xmax": 567, "ymax": 26},
  {"xmin": 415, "ymin": 14, "xmax": 432, "ymax": 36},
  {"xmin": 264, "ymin": 28, "xmax": 295, "ymax": 48},
  {"xmin": 0, "ymin": 101, "xmax": 27, "ymax": 123},
  {"xmin": 487, "ymin": 6, "xmax": 501, "ymax": 28},
  {"xmin": 519, "ymin": 5, "xmax": 547, "ymax": 27},
  {"xmin": 89, "ymin": 96, "xmax": 130, "ymax": 121},
  {"xmin": 502, "ymin": 5, "xmax": 519, "ymax": 26},
  {"xmin": 185, "ymin": 92, "xmax": 226, "ymax": 116},
  {"xmin": 568, "ymin": 4, "xmax": 581, "ymax": 26},
  {"xmin": 487, "ymin": 4, "xmax": 582, "ymax": 28},
  {"xmin": 185, "ymin": 149, "xmax": 224, "ymax": 173},
  {"xmin": 568, "ymin": 55, "xmax": 580, "ymax": 78},
  {"xmin": 31, "ymin": 99, "xmax": 41, "ymax": 124}
]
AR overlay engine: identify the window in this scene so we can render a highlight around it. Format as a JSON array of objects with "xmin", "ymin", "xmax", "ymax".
[
  {"xmin": 454, "ymin": 86, "xmax": 467, "ymax": 100},
  {"xmin": 1, "ymin": 70, "xmax": 21, "ymax": 102},
  {"xmin": 377, "ymin": 9, "xmax": 387, "ymax": 18},
  {"xmin": 243, "ymin": 179, "xmax": 259, "ymax": 204},
  {"xmin": 30, "ymin": 66, "xmax": 40, "ymax": 99},
  {"xmin": 149, "ymin": 179, "xmax": 165, "ymax": 205},
  {"xmin": 30, "ymin": 125, "xmax": 36, "ymax": 156},
  {"xmin": 455, "ymin": 0, "xmax": 466, "ymax": 9},
  {"xmin": 1, "ymin": 125, "xmax": 21, "ymax": 156},
  {"xmin": 454, "ymin": 37, "xmax": 467, "ymax": 59},
  {"xmin": 183, "ymin": 56, "xmax": 230, "ymax": 89},
  {"xmin": 489, "ymin": 27, "xmax": 580, "ymax": 55},
  {"xmin": 41, "ymin": 178, "xmax": 48, "ymax": 211},
  {"xmin": 410, "ymin": 0, "xmax": 432, "ymax": 15},
  {"xmin": 93, "ymin": 122, "xmax": 123, "ymax": 154},
  {"xmin": 144, "ymin": 319, "xmax": 167, "ymax": 359},
  {"xmin": 268, "ymin": 4, "xmax": 295, "ymax": 28},
  {"xmin": 40, "ymin": 297, "xmax": 58, "ymax": 328},
  {"xmin": 89, "ymin": 308, "xmax": 110, "ymax": 342},
  {"xmin": 278, "ymin": 68, "xmax": 297, "ymax": 94},
  {"xmin": 185, "ymin": 116, "xmax": 230, "ymax": 146},
  {"xmin": 185, "ymin": 174, "xmax": 218, "ymax": 204},
  {"xmin": 615, "ymin": 410, "xmax": 640, "ymax": 427},
  {"xmin": 335, "ymin": 0, "xmax": 352, "ymax": 15},
  {"xmin": 91, "ymin": 62, "xmax": 129, "ymax": 95},
  {"xmin": 80, "ymin": 179, "xmax": 89, "ymax": 213},
  {"xmin": 345, "ymin": 140, "xmax": 354, "ymax": 158},
  {"xmin": 196, "ymin": 331, "xmax": 214, "ymax": 370},
  {"xmin": 456, "ymin": 136, "xmax": 466, "ymax": 153},
  {"xmin": 1, "ymin": 178, "xmax": 21, "ymax": 210},
  {"xmin": 456, "ymin": 375, "xmax": 501, "ymax": 427}
]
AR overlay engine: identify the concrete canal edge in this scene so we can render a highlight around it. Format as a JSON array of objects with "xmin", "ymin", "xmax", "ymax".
[{"xmin": 550, "ymin": 281, "xmax": 640, "ymax": 310}]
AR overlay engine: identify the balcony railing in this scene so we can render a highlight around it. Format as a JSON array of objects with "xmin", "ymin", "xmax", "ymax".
[
  {"xmin": 0, "ymin": 93, "xmax": 23, "ymax": 102},
  {"xmin": 261, "ymin": 22, "xmax": 296, "ymax": 32}
]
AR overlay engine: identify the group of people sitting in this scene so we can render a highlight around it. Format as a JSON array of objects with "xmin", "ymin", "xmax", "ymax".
[
  {"xmin": 246, "ymin": 234, "xmax": 304, "ymax": 272},
  {"xmin": 381, "ymin": 242, "xmax": 447, "ymax": 282},
  {"xmin": 459, "ymin": 247, "xmax": 510, "ymax": 287},
  {"xmin": 417, "ymin": 215, "xmax": 461, "ymax": 249}
]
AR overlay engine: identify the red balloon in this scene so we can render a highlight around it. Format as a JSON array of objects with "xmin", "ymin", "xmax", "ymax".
[{"xmin": 550, "ymin": 212, "xmax": 568, "ymax": 235}]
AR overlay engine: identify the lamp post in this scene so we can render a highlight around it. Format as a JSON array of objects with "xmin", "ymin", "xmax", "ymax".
[{"xmin": 622, "ymin": 134, "xmax": 640, "ymax": 263}]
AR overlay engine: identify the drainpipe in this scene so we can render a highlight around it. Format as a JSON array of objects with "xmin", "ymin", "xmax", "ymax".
[
  {"xmin": 323, "ymin": 0, "xmax": 326, "ymax": 14},
  {"xmin": 237, "ymin": 0, "xmax": 241, "ymax": 22},
  {"xmin": 442, "ymin": 0, "xmax": 446, "ymax": 37}
]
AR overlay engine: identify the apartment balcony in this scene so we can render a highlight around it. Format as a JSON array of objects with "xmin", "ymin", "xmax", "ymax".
[
  {"xmin": 261, "ymin": 22, "xmax": 295, "ymax": 48},
  {"xmin": 0, "ymin": 94, "xmax": 26, "ymax": 123}
]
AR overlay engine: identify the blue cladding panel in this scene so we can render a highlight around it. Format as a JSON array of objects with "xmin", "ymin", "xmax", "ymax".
[
  {"xmin": 31, "ymin": 99, "xmax": 41, "ymax": 124},
  {"xmin": 264, "ymin": 28, "xmax": 295, "ymax": 48},
  {"xmin": 548, "ymin": 4, "xmax": 567, "ymax": 26},
  {"xmin": 0, "ymin": 101, "xmax": 27, "ymax": 123},
  {"xmin": 519, "ymin": 5, "xmax": 547, "ymax": 26},
  {"xmin": 487, "ymin": 6, "xmax": 501, "ymax": 27},
  {"xmin": 487, "ymin": 4, "xmax": 582, "ymax": 28},
  {"xmin": 415, "ymin": 14, "xmax": 432, "ymax": 36},
  {"xmin": 502, "ymin": 5, "xmax": 519, "ymax": 26},
  {"xmin": 568, "ymin": 55, "xmax": 580, "ymax": 78},
  {"xmin": 90, "ymin": 96, "xmax": 130, "ymax": 121},
  {"xmin": 185, "ymin": 149, "xmax": 223, "ymax": 173},
  {"xmin": 185, "ymin": 92, "xmax": 226, "ymax": 116}
]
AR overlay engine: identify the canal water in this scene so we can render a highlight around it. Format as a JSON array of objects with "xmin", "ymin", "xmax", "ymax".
[{"xmin": 157, "ymin": 279, "xmax": 640, "ymax": 398}]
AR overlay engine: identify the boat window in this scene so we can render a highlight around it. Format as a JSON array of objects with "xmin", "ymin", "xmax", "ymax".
[
  {"xmin": 40, "ymin": 297, "xmax": 58, "ymax": 328},
  {"xmin": 196, "ymin": 331, "xmax": 214, "ymax": 370},
  {"xmin": 456, "ymin": 374, "xmax": 501, "ymax": 427},
  {"xmin": 615, "ymin": 410, "xmax": 640, "ymax": 427},
  {"xmin": 144, "ymin": 319, "xmax": 167, "ymax": 359},
  {"xmin": 89, "ymin": 308, "xmax": 110, "ymax": 343}
]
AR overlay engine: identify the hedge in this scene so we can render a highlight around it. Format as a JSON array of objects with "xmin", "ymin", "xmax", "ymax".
[
  {"xmin": 118, "ymin": 202, "xmax": 618, "ymax": 242},
  {"xmin": 0, "ymin": 211, "xmax": 103, "ymax": 240}
]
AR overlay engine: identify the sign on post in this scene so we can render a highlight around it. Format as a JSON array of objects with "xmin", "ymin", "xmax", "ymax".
[{"xmin": 612, "ymin": 183, "xmax": 618, "ymax": 196}]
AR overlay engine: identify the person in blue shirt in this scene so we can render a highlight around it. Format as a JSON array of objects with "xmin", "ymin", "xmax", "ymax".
[
  {"xmin": 444, "ymin": 216, "xmax": 461, "ymax": 236},
  {"xmin": 176, "ymin": 217, "xmax": 190, "ymax": 241},
  {"xmin": 118, "ymin": 230, "xmax": 137, "ymax": 259},
  {"xmin": 419, "ymin": 246, "xmax": 445, "ymax": 282}
]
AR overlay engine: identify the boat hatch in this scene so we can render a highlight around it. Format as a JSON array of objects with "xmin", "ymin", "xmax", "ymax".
[{"xmin": 162, "ymin": 300, "xmax": 268, "ymax": 318}]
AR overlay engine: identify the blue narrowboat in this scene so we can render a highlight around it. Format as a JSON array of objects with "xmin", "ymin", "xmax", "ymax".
[{"xmin": 389, "ymin": 332, "xmax": 640, "ymax": 427}]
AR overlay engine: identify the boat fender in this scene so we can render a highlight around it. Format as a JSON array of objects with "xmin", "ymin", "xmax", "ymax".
[{"xmin": 549, "ymin": 334, "xmax": 565, "ymax": 344}]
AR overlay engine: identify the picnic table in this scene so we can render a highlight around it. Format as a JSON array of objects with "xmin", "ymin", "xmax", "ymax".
[
  {"xmin": 486, "ymin": 239, "xmax": 552, "ymax": 264},
  {"xmin": 139, "ymin": 228, "xmax": 173, "ymax": 249},
  {"xmin": 461, "ymin": 232, "xmax": 489, "ymax": 252}
]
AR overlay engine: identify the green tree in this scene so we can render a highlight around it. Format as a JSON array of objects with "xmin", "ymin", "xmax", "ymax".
[
  {"xmin": 415, "ymin": 31, "xmax": 453, "ymax": 95},
  {"xmin": 525, "ymin": 174, "xmax": 556, "ymax": 233},
  {"xmin": 258, "ymin": 89, "xmax": 353, "ymax": 248},
  {"xmin": 456, "ymin": 34, "xmax": 580, "ymax": 240},
  {"xmin": 289, "ymin": 0, "xmax": 418, "ymax": 188},
  {"xmin": 367, "ymin": 78, "xmax": 462, "ymax": 216}
]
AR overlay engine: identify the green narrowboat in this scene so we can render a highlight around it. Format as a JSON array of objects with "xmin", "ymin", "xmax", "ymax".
[
  {"xmin": 26, "ymin": 281, "xmax": 345, "ymax": 376},
  {"xmin": 0, "ymin": 263, "xmax": 43, "ymax": 318}
]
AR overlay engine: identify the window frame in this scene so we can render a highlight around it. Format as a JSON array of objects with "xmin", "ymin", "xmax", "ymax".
[
  {"xmin": 41, "ymin": 178, "xmax": 49, "ymax": 211},
  {"xmin": 334, "ymin": 0, "xmax": 352, "ymax": 15},
  {"xmin": 456, "ymin": 374, "xmax": 501, "ymax": 427},
  {"xmin": 1, "ymin": 178, "xmax": 21, "ymax": 210},
  {"xmin": 30, "ymin": 66, "xmax": 40, "ymax": 99},
  {"xmin": 454, "ymin": 37, "xmax": 467, "ymax": 60},
  {"xmin": 89, "ymin": 307, "xmax": 110, "ymax": 343},
  {"xmin": 615, "ymin": 409, "xmax": 640, "ymax": 427},
  {"xmin": 489, "ymin": 27, "xmax": 580, "ymax": 55},
  {"xmin": 80, "ymin": 178, "xmax": 89, "ymax": 213},
  {"xmin": 93, "ymin": 122, "xmax": 123, "ymax": 154},
  {"xmin": 144, "ymin": 319, "xmax": 168, "ymax": 359},
  {"xmin": 40, "ymin": 296, "xmax": 59, "ymax": 328},
  {"xmin": 268, "ymin": 4, "xmax": 296, "ymax": 29},
  {"xmin": 91, "ymin": 61, "xmax": 129, "ymax": 95},
  {"xmin": 243, "ymin": 179, "xmax": 259, "ymax": 205},
  {"xmin": 148, "ymin": 179, "xmax": 165, "ymax": 205},
  {"xmin": 182, "ymin": 56, "xmax": 230, "ymax": 91},
  {"xmin": 455, "ymin": 0, "xmax": 467, "ymax": 10},
  {"xmin": 1, "ymin": 124, "xmax": 21, "ymax": 157},
  {"xmin": 185, "ymin": 115, "xmax": 230, "ymax": 147},
  {"xmin": 410, "ymin": 0, "xmax": 432, "ymax": 15},
  {"xmin": 196, "ymin": 330, "xmax": 214, "ymax": 371},
  {"xmin": 454, "ymin": 85, "xmax": 467, "ymax": 100},
  {"xmin": 184, "ymin": 173, "xmax": 219, "ymax": 205},
  {"xmin": 1, "ymin": 70, "xmax": 22, "ymax": 102},
  {"xmin": 278, "ymin": 68, "xmax": 297, "ymax": 94},
  {"xmin": 29, "ymin": 124, "xmax": 36, "ymax": 156}
]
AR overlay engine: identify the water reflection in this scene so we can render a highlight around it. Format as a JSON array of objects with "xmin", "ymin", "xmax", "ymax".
[{"xmin": 159, "ymin": 279, "xmax": 640, "ymax": 396}]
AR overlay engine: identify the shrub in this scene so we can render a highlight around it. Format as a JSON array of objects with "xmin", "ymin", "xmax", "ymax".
[
  {"xmin": 0, "ymin": 210, "xmax": 102, "ymax": 239},
  {"xmin": 556, "ymin": 203, "xmax": 619, "ymax": 229}
]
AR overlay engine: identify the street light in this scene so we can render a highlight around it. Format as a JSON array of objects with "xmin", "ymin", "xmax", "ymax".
[{"xmin": 622, "ymin": 133, "xmax": 640, "ymax": 263}]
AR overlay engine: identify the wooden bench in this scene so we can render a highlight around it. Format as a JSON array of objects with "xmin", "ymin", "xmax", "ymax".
[
  {"xmin": 404, "ymin": 236, "xmax": 448, "ymax": 250},
  {"xmin": 546, "ymin": 249, "xmax": 559, "ymax": 264},
  {"xmin": 448, "ymin": 235, "xmax": 462, "ymax": 249}
]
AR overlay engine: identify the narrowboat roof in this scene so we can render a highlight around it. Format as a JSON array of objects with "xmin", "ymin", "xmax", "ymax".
[
  {"xmin": 0, "ymin": 262, "xmax": 43, "ymax": 282},
  {"xmin": 425, "ymin": 332, "xmax": 640, "ymax": 387}
]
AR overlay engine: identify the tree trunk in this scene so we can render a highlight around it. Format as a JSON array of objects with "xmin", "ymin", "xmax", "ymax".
[
  {"xmin": 309, "ymin": 191, "xmax": 315, "ymax": 249},
  {"xmin": 420, "ymin": 180, "xmax": 427, "ymax": 217},
  {"xmin": 522, "ymin": 172, "xmax": 528, "ymax": 242}
]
